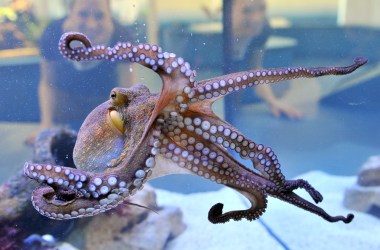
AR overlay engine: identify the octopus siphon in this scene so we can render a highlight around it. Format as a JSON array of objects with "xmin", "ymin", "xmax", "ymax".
[{"xmin": 24, "ymin": 32, "xmax": 367, "ymax": 224}]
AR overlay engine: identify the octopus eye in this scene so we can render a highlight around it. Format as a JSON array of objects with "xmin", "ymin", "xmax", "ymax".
[
  {"xmin": 109, "ymin": 110, "xmax": 124, "ymax": 133},
  {"xmin": 110, "ymin": 91, "xmax": 117, "ymax": 100},
  {"xmin": 110, "ymin": 90, "xmax": 128, "ymax": 106}
]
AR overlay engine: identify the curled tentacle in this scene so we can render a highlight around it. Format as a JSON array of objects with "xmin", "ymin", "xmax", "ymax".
[
  {"xmin": 59, "ymin": 32, "xmax": 196, "ymax": 83},
  {"xmin": 59, "ymin": 31, "xmax": 197, "ymax": 131},
  {"xmin": 25, "ymin": 162, "xmax": 131, "ymax": 219},
  {"xmin": 24, "ymin": 126, "xmax": 162, "ymax": 219},
  {"xmin": 208, "ymin": 189, "xmax": 267, "ymax": 224},
  {"xmin": 58, "ymin": 31, "xmax": 197, "ymax": 101}
]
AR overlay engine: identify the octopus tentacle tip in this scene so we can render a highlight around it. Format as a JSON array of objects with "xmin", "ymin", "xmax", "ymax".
[
  {"xmin": 344, "ymin": 213, "xmax": 354, "ymax": 224},
  {"xmin": 208, "ymin": 203, "xmax": 225, "ymax": 224},
  {"xmin": 354, "ymin": 56, "xmax": 368, "ymax": 65},
  {"xmin": 328, "ymin": 213, "xmax": 354, "ymax": 224},
  {"xmin": 60, "ymin": 32, "xmax": 92, "ymax": 51}
]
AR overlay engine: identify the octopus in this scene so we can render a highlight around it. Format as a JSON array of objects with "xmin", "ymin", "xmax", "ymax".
[{"xmin": 24, "ymin": 32, "xmax": 367, "ymax": 224}]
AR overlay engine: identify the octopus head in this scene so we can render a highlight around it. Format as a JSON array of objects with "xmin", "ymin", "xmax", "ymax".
[{"xmin": 24, "ymin": 84, "xmax": 159, "ymax": 219}]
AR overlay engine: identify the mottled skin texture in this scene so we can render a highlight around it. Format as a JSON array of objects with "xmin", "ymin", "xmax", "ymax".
[{"xmin": 24, "ymin": 32, "xmax": 367, "ymax": 224}]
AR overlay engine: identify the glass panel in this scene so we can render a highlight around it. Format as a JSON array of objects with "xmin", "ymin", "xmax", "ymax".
[
  {"xmin": 223, "ymin": 1, "xmax": 380, "ymax": 248},
  {"xmin": 225, "ymin": 0, "xmax": 379, "ymax": 176},
  {"xmin": 0, "ymin": 0, "xmax": 378, "ymax": 249}
]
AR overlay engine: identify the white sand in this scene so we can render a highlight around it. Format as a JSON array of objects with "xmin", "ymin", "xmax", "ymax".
[{"xmin": 156, "ymin": 171, "xmax": 380, "ymax": 250}]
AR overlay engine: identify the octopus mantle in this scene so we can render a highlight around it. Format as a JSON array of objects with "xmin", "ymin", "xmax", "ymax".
[{"xmin": 24, "ymin": 32, "xmax": 367, "ymax": 224}]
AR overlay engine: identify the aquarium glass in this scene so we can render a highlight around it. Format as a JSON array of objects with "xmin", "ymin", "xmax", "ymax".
[{"xmin": 0, "ymin": 0, "xmax": 379, "ymax": 249}]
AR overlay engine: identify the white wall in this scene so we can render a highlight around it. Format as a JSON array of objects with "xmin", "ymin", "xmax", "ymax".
[{"xmin": 338, "ymin": 0, "xmax": 380, "ymax": 27}]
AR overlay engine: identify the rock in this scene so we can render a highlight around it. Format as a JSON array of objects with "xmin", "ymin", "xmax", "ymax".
[
  {"xmin": 32, "ymin": 128, "xmax": 77, "ymax": 167},
  {"xmin": 0, "ymin": 128, "xmax": 78, "ymax": 221},
  {"xmin": 0, "ymin": 128, "xmax": 78, "ymax": 250},
  {"xmin": 0, "ymin": 129, "xmax": 76, "ymax": 240},
  {"xmin": 0, "ymin": 185, "xmax": 20, "ymax": 220},
  {"xmin": 0, "ymin": 127, "xmax": 186, "ymax": 250},
  {"xmin": 0, "ymin": 220, "xmax": 23, "ymax": 250},
  {"xmin": 23, "ymin": 234, "xmax": 80, "ymax": 250},
  {"xmin": 357, "ymin": 155, "xmax": 380, "ymax": 186},
  {"xmin": 81, "ymin": 184, "xmax": 186, "ymax": 250},
  {"xmin": 344, "ymin": 185, "xmax": 380, "ymax": 213},
  {"xmin": 118, "ymin": 206, "xmax": 186, "ymax": 250},
  {"xmin": 344, "ymin": 155, "xmax": 380, "ymax": 218},
  {"xmin": 55, "ymin": 242, "xmax": 80, "ymax": 250}
]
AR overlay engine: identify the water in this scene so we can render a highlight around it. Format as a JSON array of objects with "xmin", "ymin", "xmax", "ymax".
[
  {"xmin": 1, "ymin": 1, "xmax": 380, "ymax": 250},
  {"xmin": 230, "ymin": 98, "xmax": 379, "ymax": 178}
]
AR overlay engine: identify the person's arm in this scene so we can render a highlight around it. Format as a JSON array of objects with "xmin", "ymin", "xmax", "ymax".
[
  {"xmin": 39, "ymin": 59, "xmax": 55, "ymax": 128},
  {"xmin": 255, "ymin": 84, "xmax": 302, "ymax": 119},
  {"xmin": 255, "ymin": 84, "xmax": 277, "ymax": 106},
  {"xmin": 249, "ymin": 47, "xmax": 303, "ymax": 119}
]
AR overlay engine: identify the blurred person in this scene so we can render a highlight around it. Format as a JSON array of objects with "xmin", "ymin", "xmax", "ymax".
[
  {"xmin": 228, "ymin": 0, "xmax": 302, "ymax": 119},
  {"xmin": 26, "ymin": 0, "xmax": 135, "ymax": 145}
]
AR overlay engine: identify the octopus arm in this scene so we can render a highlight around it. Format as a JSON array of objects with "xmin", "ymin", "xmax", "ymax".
[
  {"xmin": 148, "ymin": 154, "xmax": 194, "ymax": 178},
  {"xmin": 192, "ymin": 57, "xmax": 368, "ymax": 104},
  {"xmin": 274, "ymin": 190, "xmax": 354, "ymax": 223},
  {"xmin": 156, "ymin": 117, "xmax": 275, "ymax": 223},
  {"xmin": 23, "ymin": 128, "xmax": 162, "ymax": 219},
  {"xmin": 149, "ymin": 133, "xmax": 269, "ymax": 224},
  {"xmin": 167, "ymin": 88, "xmax": 288, "ymax": 191},
  {"xmin": 58, "ymin": 32, "xmax": 196, "ymax": 131},
  {"xmin": 59, "ymin": 32, "xmax": 196, "ymax": 86},
  {"xmin": 208, "ymin": 189, "xmax": 268, "ymax": 224},
  {"xmin": 45, "ymin": 32, "xmax": 366, "ymax": 224},
  {"xmin": 160, "ymin": 98, "xmax": 350, "ymax": 223},
  {"xmin": 24, "ymin": 162, "xmax": 129, "ymax": 219}
]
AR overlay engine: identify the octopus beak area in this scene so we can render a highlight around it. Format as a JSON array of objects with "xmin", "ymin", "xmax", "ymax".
[{"xmin": 24, "ymin": 162, "xmax": 130, "ymax": 220}]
